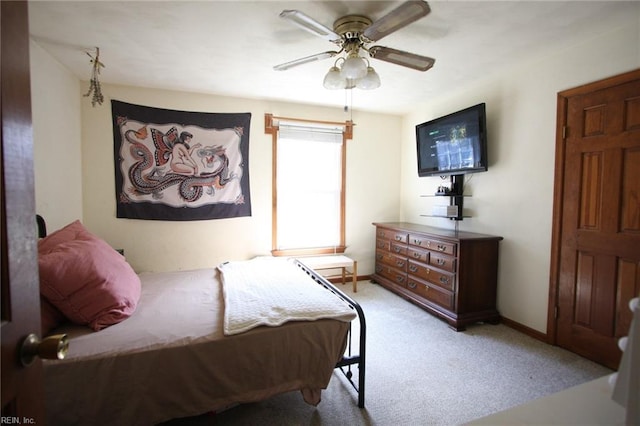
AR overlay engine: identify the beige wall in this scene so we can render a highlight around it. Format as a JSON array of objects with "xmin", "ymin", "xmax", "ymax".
[
  {"xmin": 30, "ymin": 11, "xmax": 639, "ymax": 334},
  {"xmin": 30, "ymin": 40, "xmax": 83, "ymax": 231},
  {"xmin": 77, "ymin": 84, "xmax": 401, "ymax": 273},
  {"xmin": 400, "ymin": 22, "xmax": 640, "ymax": 333}
]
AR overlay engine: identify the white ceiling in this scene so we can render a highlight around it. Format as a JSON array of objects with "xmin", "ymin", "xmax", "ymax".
[{"xmin": 28, "ymin": 1, "xmax": 638, "ymax": 115}]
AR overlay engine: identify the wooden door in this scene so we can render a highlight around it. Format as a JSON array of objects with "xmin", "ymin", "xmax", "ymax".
[
  {"xmin": 1, "ymin": 1, "xmax": 46, "ymax": 421},
  {"xmin": 549, "ymin": 69, "xmax": 640, "ymax": 370}
]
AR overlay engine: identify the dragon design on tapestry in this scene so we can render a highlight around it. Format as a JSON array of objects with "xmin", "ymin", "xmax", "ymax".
[
  {"xmin": 111, "ymin": 100, "xmax": 251, "ymax": 221},
  {"xmin": 118, "ymin": 121, "xmax": 242, "ymax": 203}
]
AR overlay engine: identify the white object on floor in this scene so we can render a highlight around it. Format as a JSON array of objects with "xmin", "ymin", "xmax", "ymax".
[
  {"xmin": 612, "ymin": 296, "xmax": 639, "ymax": 424},
  {"xmin": 466, "ymin": 374, "xmax": 625, "ymax": 425}
]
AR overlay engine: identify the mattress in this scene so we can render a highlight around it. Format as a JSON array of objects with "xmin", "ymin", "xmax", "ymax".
[{"xmin": 43, "ymin": 266, "xmax": 351, "ymax": 425}]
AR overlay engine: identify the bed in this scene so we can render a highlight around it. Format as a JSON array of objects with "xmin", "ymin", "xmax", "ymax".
[{"xmin": 37, "ymin": 217, "xmax": 366, "ymax": 425}]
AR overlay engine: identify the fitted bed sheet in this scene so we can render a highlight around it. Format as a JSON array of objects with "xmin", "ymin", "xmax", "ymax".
[{"xmin": 43, "ymin": 267, "xmax": 350, "ymax": 426}]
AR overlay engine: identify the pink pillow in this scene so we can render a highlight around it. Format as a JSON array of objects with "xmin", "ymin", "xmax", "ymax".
[
  {"xmin": 38, "ymin": 221, "xmax": 141, "ymax": 331},
  {"xmin": 38, "ymin": 220, "xmax": 88, "ymax": 252}
]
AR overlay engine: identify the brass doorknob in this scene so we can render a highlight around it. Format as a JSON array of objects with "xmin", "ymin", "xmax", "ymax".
[{"xmin": 20, "ymin": 333, "xmax": 69, "ymax": 366}]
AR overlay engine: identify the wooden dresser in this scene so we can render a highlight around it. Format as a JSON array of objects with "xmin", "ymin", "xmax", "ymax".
[{"xmin": 372, "ymin": 222, "xmax": 503, "ymax": 331}]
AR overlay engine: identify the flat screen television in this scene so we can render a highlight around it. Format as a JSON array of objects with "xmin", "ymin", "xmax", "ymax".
[{"xmin": 416, "ymin": 103, "xmax": 488, "ymax": 177}]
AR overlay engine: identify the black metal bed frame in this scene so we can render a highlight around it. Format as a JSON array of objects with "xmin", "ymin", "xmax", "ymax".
[
  {"xmin": 36, "ymin": 214, "xmax": 47, "ymax": 238},
  {"xmin": 294, "ymin": 259, "xmax": 366, "ymax": 408}
]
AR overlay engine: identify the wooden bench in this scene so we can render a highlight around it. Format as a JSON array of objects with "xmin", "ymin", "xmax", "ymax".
[{"xmin": 297, "ymin": 255, "xmax": 358, "ymax": 292}]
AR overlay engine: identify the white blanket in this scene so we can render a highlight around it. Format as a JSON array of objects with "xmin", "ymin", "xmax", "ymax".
[{"xmin": 219, "ymin": 257, "xmax": 356, "ymax": 336}]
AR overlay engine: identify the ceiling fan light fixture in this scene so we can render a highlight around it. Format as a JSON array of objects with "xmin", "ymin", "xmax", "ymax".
[
  {"xmin": 356, "ymin": 67, "xmax": 381, "ymax": 90},
  {"xmin": 340, "ymin": 53, "xmax": 368, "ymax": 80},
  {"xmin": 323, "ymin": 66, "xmax": 347, "ymax": 89},
  {"xmin": 274, "ymin": 2, "xmax": 436, "ymax": 93}
]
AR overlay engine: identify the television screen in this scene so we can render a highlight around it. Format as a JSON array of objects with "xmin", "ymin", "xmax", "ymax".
[{"xmin": 416, "ymin": 103, "xmax": 488, "ymax": 177}]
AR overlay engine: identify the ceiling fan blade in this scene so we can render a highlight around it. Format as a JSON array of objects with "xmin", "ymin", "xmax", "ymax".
[
  {"xmin": 273, "ymin": 51, "xmax": 339, "ymax": 71},
  {"xmin": 368, "ymin": 46, "xmax": 435, "ymax": 71},
  {"xmin": 279, "ymin": 10, "xmax": 341, "ymax": 42},
  {"xmin": 363, "ymin": 1, "xmax": 431, "ymax": 42}
]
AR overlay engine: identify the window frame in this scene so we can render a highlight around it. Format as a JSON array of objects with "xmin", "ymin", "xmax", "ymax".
[{"xmin": 264, "ymin": 113, "xmax": 353, "ymax": 257}]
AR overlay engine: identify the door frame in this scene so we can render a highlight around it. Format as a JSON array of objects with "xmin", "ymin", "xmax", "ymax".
[
  {"xmin": 547, "ymin": 68, "xmax": 640, "ymax": 343},
  {"xmin": 1, "ymin": 0, "xmax": 46, "ymax": 420}
]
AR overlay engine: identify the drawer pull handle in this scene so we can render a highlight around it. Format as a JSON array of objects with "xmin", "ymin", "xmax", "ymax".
[
  {"xmin": 409, "ymin": 265, "xmax": 418, "ymax": 273},
  {"xmin": 436, "ymin": 258, "xmax": 446, "ymax": 265},
  {"xmin": 414, "ymin": 239, "xmax": 422, "ymax": 245},
  {"xmin": 440, "ymin": 277, "xmax": 449, "ymax": 284},
  {"xmin": 413, "ymin": 252, "xmax": 420, "ymax": 258},
  {"xmin": 437, "ymin": 245, "xmax": 446, "ymax": 252},
  {"xmin": 408, "ymin": 281, "xmax": 416, "ymax": 289},
  {"xmin": 394, "ymin": 247, "xmax": 402, "ymax": 253},
  {"xmin": 397, "ymin": 276, "xmax": 405, "ymax": 283},
  {"xmin": 396, "ymin": 261, "xmax": 405, "ymax": 267},
  {"xmin": 395, "ymin": 236, "xmax": 402, "ymax": 241}
]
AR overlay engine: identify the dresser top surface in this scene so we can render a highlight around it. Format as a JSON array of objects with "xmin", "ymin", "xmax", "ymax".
[{"xmin": 373, "ymin": 222, "xmax": 503, "ymax": 241}]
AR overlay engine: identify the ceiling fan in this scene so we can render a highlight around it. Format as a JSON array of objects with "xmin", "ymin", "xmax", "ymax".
[{"xmin": 273, "ymin": 0, "xmax": 436, "ymax": 90}]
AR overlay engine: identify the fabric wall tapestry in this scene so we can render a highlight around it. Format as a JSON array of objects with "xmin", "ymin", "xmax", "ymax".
[{"xmin": 112, "ymin": 100, "xmax": 251, "ymax": 221}]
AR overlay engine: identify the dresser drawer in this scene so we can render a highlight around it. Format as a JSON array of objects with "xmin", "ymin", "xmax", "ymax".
[
  {"xmin": 377, "ymin": 228, "xmax": 408, "ymax": 244},
  {"xmin": 407, "ymin": 277, "xmax": 454, "ymax": 311},
  {"xmin": 429, "ymin": 252, "xmax": 456, "ymax": 273},
  {"xmin": 390, "ymin": 242, "xmax": 408, "ymax": 256},
  {"xmin": 375, "ymin": 264, "xmax": 407, "ymax": 288},
  {"xmin": 376, "ymin": 238, "xmax": 390, "ymax": 251},
  {"xmin": 407, "ymin": 260, "xmax": 455, "ymax": 292},
  {"xmin": 407, "ymin": 247, "xmax": 429, "ymax": 263},
  {"xmin": 376, "ymin": 250, "xmax": 407, "ymax": 271},
  {"xmin": 409, "ymin": 234, "xmax": 457, "ymax": 256}
]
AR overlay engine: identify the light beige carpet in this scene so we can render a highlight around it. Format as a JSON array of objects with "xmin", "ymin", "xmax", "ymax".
[{"xmin": 164, "ymin": 280, "xmax": 612, "ymax": 425}]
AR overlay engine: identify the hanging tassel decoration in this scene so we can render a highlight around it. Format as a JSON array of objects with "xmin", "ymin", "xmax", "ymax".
[{"xmin": 83, "ymin": 47, "xmax": 105, "ymax": 107}]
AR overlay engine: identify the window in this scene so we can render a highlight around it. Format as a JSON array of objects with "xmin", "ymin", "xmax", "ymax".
[{"xmin": 265, "ymin": 114, "xmax": 353, "ymax": 256}]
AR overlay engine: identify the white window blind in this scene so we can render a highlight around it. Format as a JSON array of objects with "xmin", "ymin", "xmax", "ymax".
[{"xmin": 276, "ymin": 123, "xmax": 343, "ymax": 251}]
